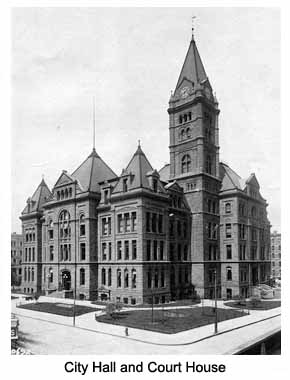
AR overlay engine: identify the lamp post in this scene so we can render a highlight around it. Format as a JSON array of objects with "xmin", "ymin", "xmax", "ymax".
[{"xmin": 214, "ymin": 269, "xmax": 218, "ymax": 334}]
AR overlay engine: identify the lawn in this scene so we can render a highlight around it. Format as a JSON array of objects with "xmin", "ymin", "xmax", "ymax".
[
  {"xmin": 224, "ymin": 300, "xmax": 281, "ymax": 311},
  {"xmin": 95, "ymin": 306, "xmax": 246, "ymax": 334},
  {"xmin": 91, "ymin": 298, "xmax": 201, "ymax": 309},
  {"xmin": 17, "ymin": 302, "xmax": 97, "ymax": 317}
]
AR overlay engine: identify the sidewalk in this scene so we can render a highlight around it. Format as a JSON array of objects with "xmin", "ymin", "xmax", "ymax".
[{"xmin": 12, "ymin": 297, "xmax": 281, "ymax": 347}]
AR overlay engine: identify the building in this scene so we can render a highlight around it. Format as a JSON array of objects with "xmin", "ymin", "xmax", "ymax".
[
  {"xmin": 11, "ymin": 232, "xmax": 23, "ymax": 287},
  {"xmin": 19, "ymin": 33, "xmax": 271, "ymax": 302},
  {"xmin": 270, "ymin": 231, "xmax": 281, "ymax": 280}
]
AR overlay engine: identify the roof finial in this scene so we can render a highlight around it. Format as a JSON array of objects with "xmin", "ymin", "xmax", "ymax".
[
  {"xmin": 138, "ymin": 139, "xmax": 141, "ymax": 147},
  {"xmin": 93, "ymin": 96, "xmax": 96, "ymax": 151},
  {"xmin": 192, "ymin": 16, "xmax": 196, "ymax": 40}
]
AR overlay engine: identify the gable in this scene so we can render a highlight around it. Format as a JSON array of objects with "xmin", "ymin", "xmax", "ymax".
[{"xmin": 54, "ymin": 171, "xmax": 75, "ymax": 189}]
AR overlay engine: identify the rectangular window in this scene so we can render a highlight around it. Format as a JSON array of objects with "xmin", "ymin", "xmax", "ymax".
[
  {"xmin": 153, "ymin": 240, "xmax": 158, "ymax": 260},
  {"xmin": 161, "ymin": 270, "xmax": 165, "ymax": 287},
  {"xmin": 177, "ymin": 244, "xmax": 182, "ymax": 261},
  {"xmin": 108, "ymin": 242, "xmax": 112, "ymax": 261},
  {"xmin": 32, "ymin": 247, "xmax": 35, "ymax": 261},
  {"xmin": 80, "ymin": 224, "xmax": 85, "ymax": 236},
  {"xmin": 146, "ymin": 240, "xmax": 151, "ymax": 261},
  {"xmin": 226, "ymin": 245, "xmax": 232, "ymax": 259},
  {"xmin": 169, "ymin": 220, "xmax": 174, "ymax": 237},
  {"xmin": 80, "ymin": 243, "xmax": 86, "ymax": 260},
  {"xmin": 160, "ymin": 241, "xmax": 164, "ymax": 260},
  {"xmin": 146, "ymin": 212, "xmax": 150, "ymax": 232},
  {"xmin": 158, "ymin": 214, "xmax": 163, "ymax": 233},
  {"xmin": 104, "ymin": 189, "xmax": 109, "ymax": 204},
  {"xmin": 226, "ymin": 224, "xmax": 232, "ymax": 238},
  {"xmin": 147, "ymin": 272, "xmax": 152, "ymax": 288},
  {"xmin": 124, "ymin": 213, "xmax": 130, "ymax": 232},
  {"xmin": 169, "ymin": 243, "xmax": 175, "ymax": 261},
  {"xmin": 49, "ymin": 246, "xmax": 54, "ymax": 261},
  {"xmin": 117, "ymin": 241, "xmax": 122, "ymax": 260},
  {"xmin": 117, "ymin": 214, "xmax": 123, "ymax": 233},
  {"xmin": 132, "ymin": 212, "xmax": 137, "ymax": 232},
  {"xmin": 102, "ymin": 218, "xmax": 107, "ymax": 236},
  {"xmin": 132, "ymin": 240, "xmax": 137, "ymax": 260},
  {"xmin": 108, "ymin": 217, "xmax": 111, "ymax": 235},
  {"xmin": 48, "ymin": 229, "xmax": 53, "ymax": 240},
  {"xmin": 102, "ymin": 243, "xmax": 107, "ymax": 260},
  {"xmin": 152, "ymin": 213, "xmax": 157, "ymax": 233},
  {"xmin": 124, "ymin": 240, "xmax": 129, "ymax": 260}
]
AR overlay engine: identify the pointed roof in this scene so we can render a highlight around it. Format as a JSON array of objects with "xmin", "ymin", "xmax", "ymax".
[
  {"xmin": 54, "ymin": 170, "xmax": 76, "ymax": 188},
  {"xmin": 159, "ymin": 163, "xmax": 170, "ymax": 183},
  {"xmin": 113, "ymin": 144, "xmax": 154, "ymax": 192},
  {"xmin": 22, "ymin": 179, "xmax": 52, "ymax": 215},
  {"xmin": 174, "ymin": 37, "xmax": 209, "ymax": 95},
  {"xmin": 71, "ymin": 148, "xmax": 117, "ymax": 193}
]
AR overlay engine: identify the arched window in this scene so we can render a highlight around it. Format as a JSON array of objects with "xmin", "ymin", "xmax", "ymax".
[
  {"xmin": 226, "ymin": 266, "xmax": 232, "ymax": 281},
  {"xmin": 57, "ymin": 191, "xmax": 60, "ymax": 200},
  {"xmin": 186, "ymin": 127, "xmax": 191, "ymax": 138},
  {"xmin": 179, "ymin": 115, "xmax": 183, "ymax": 124},
  {"xmin": 80, "ymin": 268, "xmax": 85, "ymax": 286},
  {"xmin": 184, "ymin": 114, "xmax": 187, "ymax": 122},
  {"xmin": 101, "ymin": 268, "xmax": 106, "ymax": 285},
  {"xmin": 61, "ymin": 190, "xmax": 64, "ymax": 199},
  {"xmin": 28, "ymin": 267, "xmax": 31, "ymax": 282},
  {"xmin": 59, "ymin": 210, "xmax": 71, "ymax": 239},
  {"xmin": 24, "ymin": 267, "xmax": 27, "ymax": 281},
  {"xmin": 48, "ymin": 219, "xmax": 54, "ymax": 240},
  {"xmin": 117, "ymin": 269, "xmax": 121, "ymax": 287},
  {"xmin": 49, "ymin": 268, "xmax": 53, "ymax": 283},
  {"xmin": 132, "ymin": 269, "xmax": 136, "ymax": 288},
  {"xmin": 225, "ymin": 203, "xmax": 231, "ymax": 214},
  {"xmin": 69, "ymin": 188, "xmax": 72, "ymax": 197},
  {"xmin": 181, "ymin": 154, "xmax": 191, "ymax": 173},
  {"xmin": 251, "ymin": 206, "xmax": 257, "ymax": 217},
  {"xmin": 124, "ymin": 269, "xmax": 129, "ymax": 288},
  {"xmin": 64, "ymin": 188, "xmax": 68, "ymax": 198},
  {"xmin": 79, "ymin": 214, "xmax": 85, "ymax": 236},
  {"xmin": 31, "ymin": 267, "xmax": 34, "ymax": 282},
  {"xmin": 188, "ymin": 112, "xmax": 192, "ymax": 121},
  {"xmin": 180, "ymin": 129, "xmax": 185, "ymax": 140}
]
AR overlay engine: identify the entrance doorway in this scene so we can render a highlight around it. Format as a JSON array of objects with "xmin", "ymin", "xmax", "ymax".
[{"xmin": 62, "ymin": 270, "xmax": 71, "ymax": 291}]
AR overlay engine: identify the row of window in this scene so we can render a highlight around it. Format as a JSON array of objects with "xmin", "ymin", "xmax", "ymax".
[
  {"xmin": 146, "ymin": 212, "xmax": 163, "ymax": 234},
  {"xmin": 111, "ymin": 240, "xmax": 137, "ymax": 261},
  {"xmin": 101, "ymin": 267, "xmax": 137, "ymax": 288},
  {"xmin": 169, "ymin": 266, "xmax": 191, "ymax": 287},
  {"xmin": 117, "ymin": 212, "xmax": 137, "ymax": 234},
  {"xmin": 23, "ymin": 266, "xmax": 35, "ymax": 282},
  {"xmin": 169, "ymin": 219, "xmax": 188, "ymax": 238},
  {"xmin": 24, "ymin": 247, "xmax": 35, "ymax": 262},
  {"xmin": 178, "ymin": 111, "xmax": 192, "ymax": 125},
  {"xmin": 225, "ymin": 202, "xmax": 264, "ymax": 218},
  {"xmin": 46, "ymin": 268, "xmax": 86, "ymax": 285},
  {"xmin": 25, "ymin": 230, "xmax": 36, "ymax": 242},
  {"xmin": 207, "ymin": 222, "xmax": 218, "ymax": 240},
  {"xmin": 207, "ymin": 199, "xmax": 218, "ymax": 214},
  {"xmin": 56, "ymin": 187, "xmax": 73, "ymax": 200},
  {"xmin": 11, "ymin": 240, "xmax": 23, "ymax": 247},
  {"xmin": 179, "ymin": 127, "xmax": 192, "ymax": 141},
  {"xmin": 169, "ymin": 242, "xmax": 189, "ymax": 261}
]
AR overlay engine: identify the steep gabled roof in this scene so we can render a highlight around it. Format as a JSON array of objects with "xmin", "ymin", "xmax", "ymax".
[
  {"xmin": 174, "ymin": 37, "xmax": 210, "ymax": 95},
  {"xmin": 113, "ymin": 144, "xmax": 166, "ymax": 194},
  {"xmin": 22, "ymin": 179, "xmax": 52, "ymax": 215},
  {"xmin": 159, "ymin": 163, "xmax": 170, "ymax": 183},
  {"xmin": 71, "ymin": 148, "xmax": 117, "ymax": 193},
  {"xmin": 220, "ymin": 162, "xmax": 244, "ymax": 192},
  {"xmin": 54, "ymin": 170, "xmax": 76, "ymax": 188}
]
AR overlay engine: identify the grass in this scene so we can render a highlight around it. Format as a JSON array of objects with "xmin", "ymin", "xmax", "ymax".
[
  {"xmin": 95, "ymin": 306, "xmax": 246, "ymax": 334},
  {"xmin": 17, "ymin": 302, "xmax": 96, "ymax": 317},
  {"xmin": 225, "ymin": 300, "xmax": 281, "ymax": 310}
]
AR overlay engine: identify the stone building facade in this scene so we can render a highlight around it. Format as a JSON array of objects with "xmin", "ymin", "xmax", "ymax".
[
  {"xmin": 270, "ymin": 231, "xmax": 281, "ymax": 280},
  {"xmin": 19, "ymin": 34, "xmax": 271, "ymax": 302},
  {"xmin": 11, "ymin": 232, "xmax": 23, "ymax": 286}
]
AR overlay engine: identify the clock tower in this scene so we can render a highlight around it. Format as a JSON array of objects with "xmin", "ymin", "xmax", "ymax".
[{"xmin": 168, "ymin": 36, "xmax": 221, "ymax": 297}]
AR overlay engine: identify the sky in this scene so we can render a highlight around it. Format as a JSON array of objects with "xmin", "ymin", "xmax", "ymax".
[{"xmin": 11, "ymin": 7, "xmax": 280, "ymax": 233}]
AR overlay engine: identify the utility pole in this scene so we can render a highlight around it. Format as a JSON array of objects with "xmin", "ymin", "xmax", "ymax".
[{"xmin": 214, "ymin": 269, "xmax": 218, "ymax": 334}]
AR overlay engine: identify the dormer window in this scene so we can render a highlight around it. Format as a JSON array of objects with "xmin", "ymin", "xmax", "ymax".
[
  {"xmin": 153, "ymin": 178, "xmax": 158, "ymax": 192},
  {"xmin": 104, "ymin": 189, "xmax": 109, "ymax": 204},
  {"xmin": 123, "ymin": 178, "xmax": 128, "ymax": 192}
]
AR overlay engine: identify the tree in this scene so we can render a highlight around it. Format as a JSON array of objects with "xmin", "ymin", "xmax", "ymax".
[{"xmin": 105, "ymin": 302, "xmax": 123, "ymax": 319}]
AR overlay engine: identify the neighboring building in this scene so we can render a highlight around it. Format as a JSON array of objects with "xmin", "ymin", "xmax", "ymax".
[
  {"xmin": 11, "ymin": 232, "xmax": 23, "ymax": 286},
  {"xmin": 19, "ymin": 33, "xmax": 271, "ymax": 302},
  {"xmin": 270, "ymin": 231, "xmax": 281, "ymax": 280}
]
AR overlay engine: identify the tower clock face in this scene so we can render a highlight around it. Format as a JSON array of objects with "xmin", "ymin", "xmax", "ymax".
[{"xmin": 180, "ymin": 86, "xmax": 190, "ymax": 99}]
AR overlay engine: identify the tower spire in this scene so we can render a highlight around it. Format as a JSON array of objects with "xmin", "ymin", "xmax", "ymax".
[
  {"xmin": 192, "ymin": 16, "xmax": 196, "ymax": 40},
  {"xmin": 93, "ymin": 96, "xmax": 96, "ymax": 151}
]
